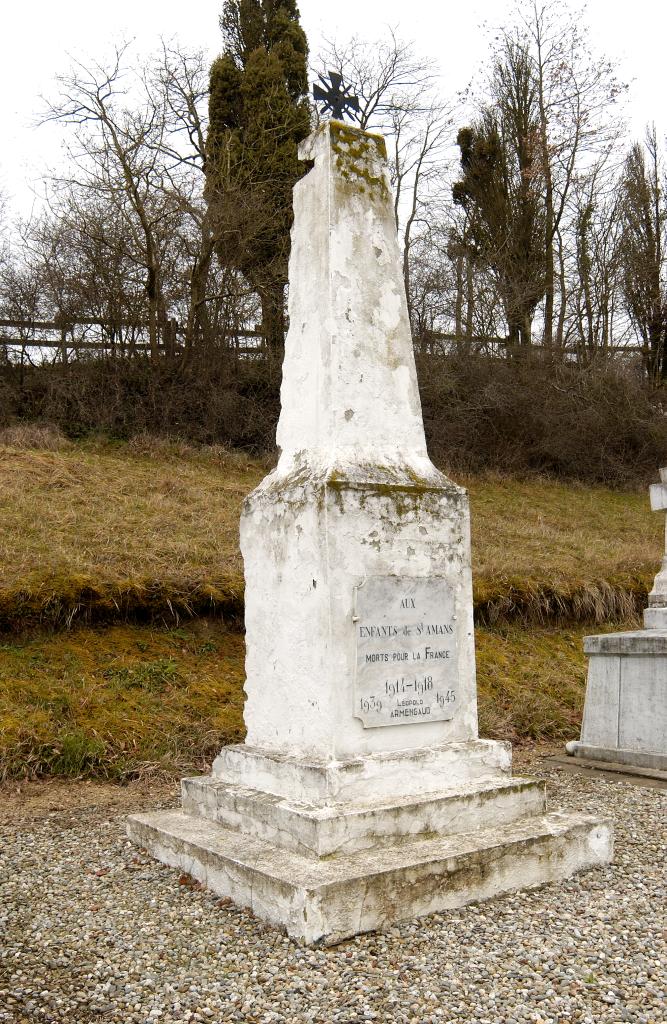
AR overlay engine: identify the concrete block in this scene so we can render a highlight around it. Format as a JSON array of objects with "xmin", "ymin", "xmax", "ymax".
[
  {"xmin": 573, "ymin": 630, "xmax": 667, "ymax": 769},
  {"xmin": 180, "ymin": 774, "xmax": 547, "ymax": 857},
  {"xmin": 571, "ymin": 743, "xmax": 667, "ymax": 773},
  {"xmin": 643, "ymin": 607, "xmax": 667, "ymax": 629},
  {"xmin": 126, "ymin": 810, "xmax": 613, "ymax": 946},
  {"xmin": 211, "ymin": 740, "xmax": 512, "ymax": 804}
]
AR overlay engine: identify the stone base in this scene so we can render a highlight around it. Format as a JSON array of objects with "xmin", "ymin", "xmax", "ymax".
[
  {"xmin": 127, "ymin": 808, "xmax": 612, "ymax": 946},
  {"xmin": 180, "ymin": 773, "xmax": 546, "ymax": 857},
  {"xmin": 568, "ymin": 629, "xmax": 667, "ymax": 773},
  {"xmin": 127, "ymin": 740, "xmax": 612, "ymax": 944},
  {"xmin": 643, "ymin": 606, "xmax": 667, "ymax": 629},
  {"xmin": 567, "ymin": 742, "xmax": 667, "ymax": 774},
  {"xmin": 211, "ymin": 739, "xmax": 513, "ymax": 804}
]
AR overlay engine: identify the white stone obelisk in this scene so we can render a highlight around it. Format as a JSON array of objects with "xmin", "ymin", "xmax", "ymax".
[
  {"xmin": 128, "ymin": 123, "xmax": 612, "ymax": 944},
  {"xmin": 239, "ymin": 121, "xmax": 478, "ymax": 765},
  {"xmin": 567, "ymin": 468, "xmax": 667, "ymax": 774}
]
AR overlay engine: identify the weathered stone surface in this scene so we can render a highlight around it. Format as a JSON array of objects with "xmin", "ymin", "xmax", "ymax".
[
  {"xmin": 211, "ymin": 739, "xmax": 512, "ymax": 804},
  {"xmin": 129, "ymin": 121, "xmax": 612, "ymax": 941},
  {"xmin": 567, "ymin": 744, "xmax": 667, "ymax": 773},
  {"xmin": 276, "ymin": 122, "xmax": 425, "ymax": 460},
  {"xmin": 583, "ymin": 630, "xmax": 667, "ymax": 654},
  {"xmin": 643, "ymin": 606, "xmax": 667, "ymax": 628},
  {"xmin": 646, "ymin": 468, "xmax": 667, "ymax": 616},
  {"xmin": 239, "ymin": 122, "xmax": 478, "ymax": 764},
  {"xmin": 126, "ymin": 809, "xmax": 613, "ymax": 946},
  {"xmin": 569, "ymin": 468, "xmax": 667, "ymax": 774},
  {"xmin": 576, "ymin": 645, "xmax": 667, "ymax": 759},
  {"xmin": 240, "ymin": 461, "xmax": 478, "ymax": 761},
  {"xmin": 181, "ymin": 774, "xmax": 546, "ymax": 857},
  {"xmin": 649, "ymin": 481, "xmax": 667, "ymax": 512}
]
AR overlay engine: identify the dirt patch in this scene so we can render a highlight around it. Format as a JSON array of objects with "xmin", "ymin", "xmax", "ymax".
[{"xmin": 0, "ymin": 776, "xmax": 178, "ymax": 824}]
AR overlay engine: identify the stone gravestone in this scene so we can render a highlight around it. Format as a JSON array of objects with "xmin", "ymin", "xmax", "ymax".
[
  {"xmin": 127, "ymin": 122, "xmax": 612, "ymax": 945},
  {"xmin": 567, "ymin": 468, "xmax": 667, "ymax": 776}
]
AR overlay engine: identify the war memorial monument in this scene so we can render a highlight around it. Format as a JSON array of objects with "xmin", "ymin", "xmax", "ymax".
[{"xmin": 127, "ymin": 113, "xmax": 613, "ymax": 944}]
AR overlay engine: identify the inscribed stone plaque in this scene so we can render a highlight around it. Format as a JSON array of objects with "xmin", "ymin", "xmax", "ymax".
[{"xmin": 353, "ymin": 576, "xmax": 458, "ymax": 728}]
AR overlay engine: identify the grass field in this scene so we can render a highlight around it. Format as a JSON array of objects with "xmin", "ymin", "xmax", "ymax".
[
  {"xmin": 0, "ymin": 429, "xmax": 660, "ymax": 630},
  {"xmin": 0, "ymin": 427, "xmax": 660, "ymax": 779}
]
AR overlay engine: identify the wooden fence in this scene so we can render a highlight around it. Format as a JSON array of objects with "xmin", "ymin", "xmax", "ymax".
[{"xmin": 0, "ymin": 318, "xmax": 266, "ymax": 361}]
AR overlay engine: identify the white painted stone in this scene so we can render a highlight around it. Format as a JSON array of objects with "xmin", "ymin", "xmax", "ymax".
[
  {"xmin": 240, "ymin": 457, "xmax": 478, "ymax": 762},
  {"xmin": 212, "ymin": 739, "xmax": 512, "ymax": 804},
  {"xmin": 238, "ymin": 122, "xmax": 478, "ymax": 767},
  {"xmin": 126, "ymin": 810, "xmax": 613, "ymax": 946},
  {"xmin": 644, "ymin": 606, "xmax": 667, "ymax": 629},
  {"xmin": 580, "ymin": 655, "xmax": 621, "ymax": 750},
  {"xmin": 181, "ymin": 775, "xmax": 547, "ymax": 857},
  {"xmin": 276, "ymin": 123, "xmax": 426, "ymax": 460},
  {"xmin": 128, "ymin": 121, "xmax": 612, "ymax": 941},
  {"xmin": 618, "ymin": 654, "xmax": 667, "ymax": 752},
  {"xmin": 570, "ymin": 467, "xmax": 667, "ymax": 772},
  {"xmin": 576, "ymin": 632, "xmax": 667, "ymax": 767},
  {"xmin": 649, "ymin": 481, "xmax": 667, "ymax": 512},
  {"xmin": 646, "ymin": 469, "xmax": 667, "ymax": 619}
]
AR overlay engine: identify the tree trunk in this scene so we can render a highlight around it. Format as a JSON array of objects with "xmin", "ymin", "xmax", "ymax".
[
  {"xmin": 536, "ymin": 36, "xmax": 555, "ymax": 352},
  {"xmin": 454, "ymin": 250, "xmax": 464, "ymax": 347},
  {"xmin": 146, "ymin": 264, "xmax": 160, "ymax": 358},
  {"xmin": 556, "ymin": 230, "xmax": 568, "ymax": 351},
  {"xmin": 465, "ymin": 255, "xmax": 475, "ymax": 348},
  {"xmin": 259, "ymin": 284, "xmax": 286, "ymax": 356},
  {"xmin": 186, "ymin": 243, "xmax": 214, "ymax": 352}
]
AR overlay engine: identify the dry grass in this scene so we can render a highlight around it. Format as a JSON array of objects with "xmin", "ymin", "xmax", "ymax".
[
  {"xmin": 0, "ymin": 437, "xmax": 662, "ymax": 630},
  {"xmin": 467, "ymin": 474, "xmax": 658, "ymax": 625},
  {"xmin": 477, "ymin": 623, "xmax": 595, "ymax": 742},
  {"xmin": 0, "ymin": 616, "xmax": 610, "ymax": 781},
  {"xmin": 0, "ymin": 438, "xmax": 255, "ymax": 583},
  {"xmin": 467, "ymin": 473, "xmax": 657, "ymax": 580},
  {"xmin": 0, "ymin": 422, "xmax": 73, "ymax": 451},
  {"xmin": 0, "ymin": 438, "xmax": 254, "ymax": 630}
]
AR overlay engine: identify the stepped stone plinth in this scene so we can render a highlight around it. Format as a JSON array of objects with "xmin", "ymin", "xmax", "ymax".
[{"xmin": 128, "ymin": 122, "xmax": 612, "ymax": 944}]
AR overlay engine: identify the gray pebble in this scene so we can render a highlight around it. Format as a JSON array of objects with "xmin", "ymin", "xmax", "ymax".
[{"xmin": 0, "ymin": 762, "xmax": 665, "ymax": 1023}]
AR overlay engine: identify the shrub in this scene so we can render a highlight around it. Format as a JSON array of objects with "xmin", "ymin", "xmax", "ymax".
[{"xmin": 2, "ymin": 350, "xmax": 665, "ymax": 486}]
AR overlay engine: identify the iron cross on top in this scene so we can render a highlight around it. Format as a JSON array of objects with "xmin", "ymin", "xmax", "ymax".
[{"xmin": 313, "ymin": 70, "xmax": 360, "ymax": 122}]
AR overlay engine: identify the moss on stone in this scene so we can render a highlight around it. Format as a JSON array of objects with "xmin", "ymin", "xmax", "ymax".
[{"xmin": 329, "ymin": 121, "xmax": 389, "ymax": 204}]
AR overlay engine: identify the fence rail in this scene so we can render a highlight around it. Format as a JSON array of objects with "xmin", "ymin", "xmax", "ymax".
[
  {"xmin": 0, "ymin": 317, "xmax": 646, "ymax": 361},
  {"xmin": 0, "ymin": 317, "xmax": 266, "ymax": 361}
]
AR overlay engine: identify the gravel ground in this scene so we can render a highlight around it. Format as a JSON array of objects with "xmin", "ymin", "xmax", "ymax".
[{"xmin": 1, "ymin": 753, "xmax": 665, "ymax": 1024}]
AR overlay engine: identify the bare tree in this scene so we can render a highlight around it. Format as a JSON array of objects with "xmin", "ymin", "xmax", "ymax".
[
  {"xmin": 510, "ymin": 0, "xmax": 626, "ymax": 350},
  {"xmin": 619, "ymin": 126, "xmax": 667, "ymax": 383},
  {"xmin": 453, "ymin": 37, "xmax": 546, "ymax": 349},
  {"xmin": 315, "ymin": 30, "xmax": 455, "ymax": 313},
  {"xmin": 564, "ymin": 167, "xmax": 625, "ymax": 362},
  {"xmin": 41, "ymin": 44, "xmax": 180, "ymax": 357},
  {"xmin": 37, "ymin": 41, "xmax": 260, "ymax": 360},
  {"xmin": 146, "ymin": 43, "xmax": 218, "ymax": 352}
]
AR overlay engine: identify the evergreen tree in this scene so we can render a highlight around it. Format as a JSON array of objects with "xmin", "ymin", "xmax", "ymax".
[
  {"xmin": 206, "ymin": 1, "xmax": 311, "ymax": 352},
  {"xmin": 453, "ymin": 39, "xmax": 545, "ymax": 349}
]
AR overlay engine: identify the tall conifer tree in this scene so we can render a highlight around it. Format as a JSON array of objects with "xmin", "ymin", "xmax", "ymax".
[
  {"xmin": 453, "ymin": 40, "xmax": 546, "ymax": 350},
  {"xmin": 206, "ymin": 1, "xmax": 311, "ymax": 352}
]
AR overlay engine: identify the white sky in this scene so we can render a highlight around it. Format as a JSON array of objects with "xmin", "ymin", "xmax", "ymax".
[{"xmin": 1, "ymin": 0, "xmax": 665, "ymax": 219}]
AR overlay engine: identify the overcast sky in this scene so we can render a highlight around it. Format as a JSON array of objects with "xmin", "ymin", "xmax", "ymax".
[{"xmin": 2, "ymin": 0, "xmax": 666, "ymax": 219}]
